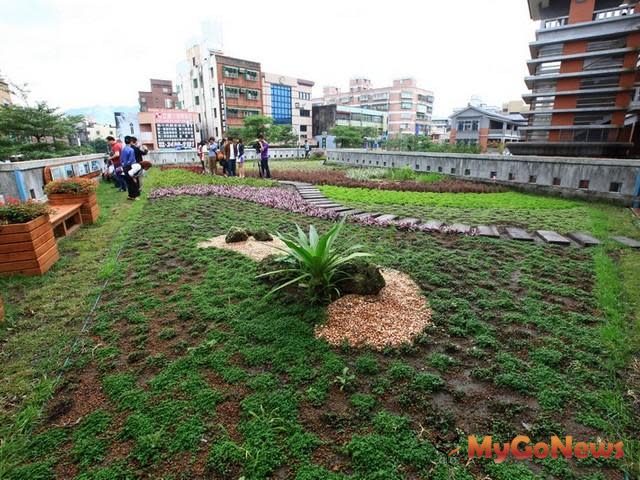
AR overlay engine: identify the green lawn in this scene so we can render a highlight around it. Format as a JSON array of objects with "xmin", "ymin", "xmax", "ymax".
[
  {"xmin": 318, "ymin": 184, "xmax": 639, "ymax": 237},
  {"xmin": 1, "ymin": 172, "xmax": 639, "ymax": 479}
]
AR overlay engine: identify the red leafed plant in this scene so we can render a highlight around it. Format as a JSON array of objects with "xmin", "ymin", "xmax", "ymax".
[{"xmin": 0, "ymin": 197, "xmax": 52, "ymax": 225}]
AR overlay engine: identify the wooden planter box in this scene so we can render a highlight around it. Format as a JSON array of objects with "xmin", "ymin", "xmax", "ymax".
[
  {"xmin": 48, "ymin": 191, "xmax": 99, "ymax": 224},
  {"xmin": 0, "ymin": 215, "xmax": 59, "ymax": 276}
]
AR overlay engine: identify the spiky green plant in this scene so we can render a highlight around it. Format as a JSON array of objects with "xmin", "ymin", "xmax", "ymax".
[{"xmin": 257, "ymin": 218, "xmax": 371, "ymax": 303}]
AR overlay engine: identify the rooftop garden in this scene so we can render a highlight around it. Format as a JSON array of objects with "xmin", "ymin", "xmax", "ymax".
[{"xmin": 1, "ymin": 160, "xmax": 638, "ymax": 479}]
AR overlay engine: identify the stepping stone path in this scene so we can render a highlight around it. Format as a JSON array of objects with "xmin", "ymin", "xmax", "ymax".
[
  {"xmin": 611, "ymin": 236, "xmax": 640, "ymax": 248},
  {"xmin": 449, "ymin": 223, "xmax": 471, "ymax": 234},
  {"xmin": 420, "ymin": 220, "xmax": 444, "ymax": 231},
  {"xmin": 506, "ymin": 228, "xmax": 535, "ymax": 242},
  {"xmin": 535, "ymin": 230, "xmax": 571, "ymax": 245},
  {"xmin": 477, "ymin": 225, "xmax": 500, "ymax": 238},
  {"xmin": 567, "ymin": 232, "xmax": 600, "ymax": 247},
  {"xmin": 281, "ymin": 181, "xmax": 633, "ymax": 249}
]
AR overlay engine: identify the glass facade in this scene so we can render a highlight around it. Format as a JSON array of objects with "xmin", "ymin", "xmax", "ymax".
[{"xmin": 271, "ymin": 84, "xmax": 292, "ymax": 125}]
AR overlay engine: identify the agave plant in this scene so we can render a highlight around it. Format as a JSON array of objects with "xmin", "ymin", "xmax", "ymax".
[{"xmin": 258, "ymin": 218, "xmax": 371, "ymax": 303}]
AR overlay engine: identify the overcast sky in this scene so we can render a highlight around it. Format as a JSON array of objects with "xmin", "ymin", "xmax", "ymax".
[{"xmin": 0, "ymin": 0, "xmax": 537, "ymax": 118}]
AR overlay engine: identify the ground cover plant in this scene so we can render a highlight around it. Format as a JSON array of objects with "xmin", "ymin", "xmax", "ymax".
[
  {"xmin": 0, "ymin": 198, "xmax": 52, "ymax": 224},
  {"xmin": 2, "ymin": 171, "xmax": 639, "ymax": 479},
  {"xmin": 318, "ymin": 184, "xmax": 640, "ymax": 236},
  {"xmin": 250, "ymin": 167, "xmax": 505, "ymax": 194}
]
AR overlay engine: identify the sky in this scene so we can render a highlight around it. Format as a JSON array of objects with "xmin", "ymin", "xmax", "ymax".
[{"xmin": 0, "ymin": 0, "xmax": 538, "ymax": 118}]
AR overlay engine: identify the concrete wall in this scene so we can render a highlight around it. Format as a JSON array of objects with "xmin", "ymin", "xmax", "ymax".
[
  {"xmin": 0, "ymin": 154, "xmax": 105, "ymax": 202},
  {"xmin": 147, "ymin": 147, "xmax": 313, "ymax": 166},
  {"xmin": 327, "ymin": 149, "xmax": 640, "ymax": 205}
]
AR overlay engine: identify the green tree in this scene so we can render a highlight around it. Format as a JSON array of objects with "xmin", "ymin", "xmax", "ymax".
[
  {"xmin": 89, "ymin": 138, "xmax": 109, "ymax": 153},
  {"xmin": 330, "ymin": 126, "xmax": 378, "ymax": 148},
  {"xmin": 0, "ymin": 102, "xmax": 82, "ymax": 143},
  {"xmin": 241, "ymin": 115, "xmax": 273, "ymax": 140}
]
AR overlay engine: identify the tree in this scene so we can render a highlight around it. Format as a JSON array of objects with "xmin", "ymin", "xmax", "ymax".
[
  {"xmin": 89, "ymin": 138, "xmax": 109, "ymax": 153},
  {"xmin": 330, "ymin": 126, "xmax": 380, "ymax": 148},
  {"xmin": 242, "ymin": 115, "xmax": 273, "ymax": 140},
  {"xmin": 0, "ymin": 102, "xmax": 82, "ymax": 143}
]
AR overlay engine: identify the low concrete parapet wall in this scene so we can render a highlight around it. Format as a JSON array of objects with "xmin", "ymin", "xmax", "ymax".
[
  {"xmin": 327, "ymin": 149, "xmax": 640, "ymax": 205},
  {"xmin": 147, "ymin": 148, "xmax": 309, "ymax": 166},
  {"xmin": 0, "ymin": 154, "xmax": 105, "ymax": 202}
]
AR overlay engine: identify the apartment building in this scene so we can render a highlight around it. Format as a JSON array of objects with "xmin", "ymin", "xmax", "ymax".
[
  {"xmin": 262, "ymin": 73, "xmax": 314, "ymax": 142},
  {"xmin": 138, "ymin": 79, "xmax": 178, "ymax": 112},
  {"xmin": 312, "ymin": 78, "xmax": 434, "ymax": 137},
  {"xmin": 450, "ymin": 105, "xmax": 526, "ymax": 152},
  {"xmin": 312, "ymin": 104, "xmax": 388, "ymax": 148},
  {"xmin": 512, "ymin": 0, "xmax": 640, "ymax": 157}
]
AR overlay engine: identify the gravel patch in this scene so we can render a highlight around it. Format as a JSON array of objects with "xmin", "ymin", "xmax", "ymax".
[
  {"xmin": 197, "ymin": 235, "xmax": 287, "ymax": 261},
  {"xmin": 316, "ymin": 269, "xmax": 431, "ymax": 350}
]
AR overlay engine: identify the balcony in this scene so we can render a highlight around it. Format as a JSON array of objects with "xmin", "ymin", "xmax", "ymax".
[{"xmin": 593, "ymin": 5, "xmax": 635, "ymax": 21}]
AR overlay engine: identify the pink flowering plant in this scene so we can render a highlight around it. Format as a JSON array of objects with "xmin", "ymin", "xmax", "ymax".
[{"xmin": 148, "ymin": 185, "xmax": 477, "ymax": 235}]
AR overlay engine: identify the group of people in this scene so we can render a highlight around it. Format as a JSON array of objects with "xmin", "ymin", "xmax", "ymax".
[
  {"xmin": 105, "ymin": 136, "xmax": 151, "ymax": 201},
  {"xmin": 198, "ymin": 135, "xmax": 271, "ymax": 179}
]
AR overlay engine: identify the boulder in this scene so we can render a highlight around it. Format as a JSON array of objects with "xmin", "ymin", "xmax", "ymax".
[
  {"xmin": 225, "ymin": 227, "xmax": 249, "ymax": 243},
  {"xmin": 335, "ymin": 259, "xmax": 385, "ymax": 296},
  {"xmin": 252, "ymin": 228, "xmax": 273, "ymax": 242}
]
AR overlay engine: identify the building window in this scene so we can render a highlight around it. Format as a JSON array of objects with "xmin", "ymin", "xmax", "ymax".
[
  {"xmin": 162, "ymin": 87, "xmax": 169, "ymax": 93},
  {"xmin": 438, "ymin": 166, "xmax": 443, "ymax": 172},
  {"xmin": 299, "ymin": 108, "xmax": 310, "ymax": 117},
  {"xmin": 579, "ymin": 179, "xmax": 590, "ymax": 189},
  {"xmin": 244, "ymin": 70, "xmax": 258, "ymax": 81},
  {"xmin": 164, "ymin": 99, "xmax": 173, "ymax": 108},
  {"xmin": 508, "ymin": 173, "xmax": 515, "ymax": 181},
  {"xmin": 227, "ymin": 108, "xmax": 239, "ymax": 118},
  {"xmin": 401, "ymin": 102, "xmax": 412, "ymax": 109},
  {"xmin": 271, "ymin": 84, "xmax": 292, "ymax": 125},
  {"xmin": 490, "ymin": 171, "xmax": 497, "ymax": 179},
  {"xmin": 426, "ymin": 165, "xmax": 431, "ymax": 171},
  {"xmin": 300, "ymin": 125, "xmax": 307, "ymax": 132},
  {"xmin": 401, "ymin": 91, "xmax": 413, "ymax": 99},
  {"xmin": 245, "ymin": 88, "xmax": 259, "ymax": 100},
  {"xmin": 192, "ymin": 57, "xmax": 196, "ymax": 66},
  {"xmin": 223, "ymin": 66, "xmax": 239, "ymax": 78},
  {"xmin": 457, "ymin": 120, "xmax": 479, "ymax": 131},
  {"xmin": 450, "ymin": 167, "xmax": 456, "ymax": 174},
  {"xmin": 298, "ymin": 91, "xmax": 311, "ymax": 100},
  {"xmin": 464, "ymin": 169, "xmax": 471, "ymax": 176},
  {"xmin": 213, "ymin": 107, "xmax": 217, "ymax": 118},
  {"xmin": 529, "ymin": 175, "xmax": 537, "ymax": 183},
  {"xmin": 226, "ymin": 87, "xmax": 240, "ymax": 98},
  {"xmin": 211, "ymin": 88, "xmax": 216, "ymax": 98},
  {"xmin": 192, "ymin": 78, "xmax": 198, "ymax": 88},
  {"xmin": 552, "ymin": 177, "xmax": 561, "ymax": 186},
  {"xmin": 140, "ymin": 97, "xmax": 146, "ymax": 103},
  {"xmin": 609, "ymin": 182, "xmax": 622, "ymax": 193},
  {"xmin": 195, "ymin": 95, "xmax": 200, "ymax": 106}
]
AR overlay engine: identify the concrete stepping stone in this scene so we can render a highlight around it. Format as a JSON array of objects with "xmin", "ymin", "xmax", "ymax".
[
  {"xmin": 506, "ymin": 228, "xmax": 534, "ymax": 241},
  {"xmin": 419, "ymin": 220, "xmax": 444, "ymax": 231},
  {"xmin": 476, "ymin": 225, "xmax": 500, "ymax": 238},
  {"xmin": 449, "ymin": 223, "xmax": 471, "ymax": 234},
  {"xmin": 535, "ymin": 230, "xmax": 571, "ymax": 245},
  {"xmin": 567, "ymin": 232, "xmax": 600, "ymax": 247},
  {"xmin": 396, "ymin": 217, "xmax": 421, "ymax": 225},
  {"xmin": 325, "ymin": 206, "xmax": 354, "ymax": 213},
  {"xmin": 352, "ymin": 212, "xmax": 377, "ymax": 220},
  {"xmin": 375, "ymin": 214, "xmax": 398, "ymax": 222},
  {"xmin": 301, "ymin": 195, "xmax": 326, "ymax": 199},
  {"xmin": 611, "ymin": 236, "xmax": 640, "ymax": 248},
  {"xmin": 338, "ymin": 209, "xmax": 363, "ymax": 217},
  {"xmin": 314, "ymin": 204, "xmax": 343, "ymax": 209}
]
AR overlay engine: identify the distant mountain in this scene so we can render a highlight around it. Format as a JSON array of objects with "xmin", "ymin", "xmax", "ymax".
[{"xmin": 65, "ymin": 105, "xmax": 138, "ymax": 125}]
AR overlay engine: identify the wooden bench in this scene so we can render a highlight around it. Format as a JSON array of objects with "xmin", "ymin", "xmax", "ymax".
[{"xmin": 49, "ymin": 203, "xmax": 83, "ymax": 238}]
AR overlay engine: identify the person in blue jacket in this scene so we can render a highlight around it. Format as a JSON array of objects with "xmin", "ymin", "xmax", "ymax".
[{"xmin": 121, "ymin": 136, "xmax": 140, "ymax": 200}]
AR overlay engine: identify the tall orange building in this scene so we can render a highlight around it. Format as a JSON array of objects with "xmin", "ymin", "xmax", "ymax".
[{"xmin": 511, "ymin": 0, "xmax": 640, "ymax": 157}]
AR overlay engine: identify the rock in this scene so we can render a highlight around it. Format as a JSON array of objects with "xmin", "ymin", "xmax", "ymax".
[
  {"xmin": 225, "ymin": 227, "xmax": 249, "ymax": 243},
  {"xmin": 251, "ymin": 228, "xmax": 273, "ymax": 242},
  {"xmin": 335, "ymin": 259, "xmax": 386, "ymax": 296}
]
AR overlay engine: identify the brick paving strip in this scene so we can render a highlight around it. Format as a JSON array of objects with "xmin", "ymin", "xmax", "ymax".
[{"xmin": 277, "ymin": 181, "xmax": 639, "ymax": 249}]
